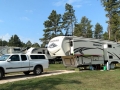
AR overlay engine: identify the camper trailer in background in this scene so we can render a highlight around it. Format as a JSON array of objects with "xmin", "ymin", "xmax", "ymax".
[
  {"xmin": 47, "ymin": 36, "xmax": 120, "ymax": 70},
  {"xmin": 0, "ymin": 47, "xmax": 61, "ymax": 64},
  {"xmin": 26, "ymin": 47, "xmax": 60, "ymax": 64},
  {"xmin": 0, "ymin": 46, "xmax": 21, "ymax": 56}
]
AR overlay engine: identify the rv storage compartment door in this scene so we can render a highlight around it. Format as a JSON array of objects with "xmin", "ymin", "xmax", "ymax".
[{"xmin": 62, "ymin": 56, "xmax": 77, "ymax": 67}]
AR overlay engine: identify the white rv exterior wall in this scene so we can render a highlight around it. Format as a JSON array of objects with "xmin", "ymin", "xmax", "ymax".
[
  {"xmin": 47, "ymin": 36, "xmax": 75, "ymax": 56},
  {"xmin": 104, "ymin": 44, "xmax": 120, "ymax": 63},
  {"xmin": 47, "ymin": 36, "xmax": 65, "ymax": 56},
  {"xmin": 72, "ymin": 38, "xmax": 103, "ymax": 56}
]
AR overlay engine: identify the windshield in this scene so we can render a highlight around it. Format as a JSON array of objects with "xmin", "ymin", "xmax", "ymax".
[{"xmin": 0, "ymin": 55, "xmax": 10, "ymax": 61}]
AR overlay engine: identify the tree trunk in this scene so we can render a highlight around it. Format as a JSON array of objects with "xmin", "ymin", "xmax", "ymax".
[{"xmin": 108, "ymin": 24, "xmax": 111, "ymax": 40}]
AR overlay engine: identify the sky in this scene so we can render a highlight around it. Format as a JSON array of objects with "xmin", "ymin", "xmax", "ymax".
[{"xmin": 0, "ymin": 0, "xmax": 108, "ymax": 45}]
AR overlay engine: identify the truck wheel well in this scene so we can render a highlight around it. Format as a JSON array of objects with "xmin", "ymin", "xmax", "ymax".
[
  {"xmin": 0, "ymin": 67, "xmax": 5, "ymax": 76},
  {"xmin": 34, "ymin": 65, "xmax": 43, "ymax": 72}
]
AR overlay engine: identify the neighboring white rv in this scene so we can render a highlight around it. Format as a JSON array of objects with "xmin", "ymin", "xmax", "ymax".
[
  {"xmin": 25, "ymin": 47, "xmax": 61, "ymax": 64},
  {"xmin": 0, "ymin": 46, "xmax": 60, "ymax": 64},
  {"xmin": 0, "ymin": 46, "xmax": 21, "ymax": 56},
  {"xmin": 47, "ymin": 36, "xmax": 120, "ymax": 70}
]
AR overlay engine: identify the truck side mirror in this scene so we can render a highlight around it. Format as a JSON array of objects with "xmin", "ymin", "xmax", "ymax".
[{"xmin": 7, "ymin": 59, "xmax": 11, "ymax": 62}]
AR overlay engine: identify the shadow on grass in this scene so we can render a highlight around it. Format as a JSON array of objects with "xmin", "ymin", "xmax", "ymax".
[
  {"xmin": 2, "ymin": 70, "xmax": 71, "ymax": 80},
  {"xmin": 2, "ymin": 77, "xmax": 81, "ymax": 90}
]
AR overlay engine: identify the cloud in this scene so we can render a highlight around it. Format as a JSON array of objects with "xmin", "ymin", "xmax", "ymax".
[
  {"xmin": 74, "ymin": 4, "xmax": 82, "ymax": 8},
  {"xmin": 67, "ymin": 0, "xmax": 81, "ymax": 4},
  {"xmin": 0, "ymin": 34, "xmax": 40, "ymax": 45},
  {"xmin": 20, "ymin": 17, "xmax": 30, "ymax": 20},
  {"xmin": 25, "ymin": 10, "xmax": 33, "ymax": 13},
  {"xmin": 53, "ymin": 0, "xmax": 82, "ymax": 8},
  {"xmin": 0, "ymin": 20, "xmax": 4, "ymax": 22},
  {"xmin": 0, "ymin": 33, "xmax": 11, "ymax": 41},
  {"xmin": 19, "ymin": 36, "xmax": 40, "ymax": 44},
  {"xmin": 84, "ymin": 1, "xmax": 92, "ymax": 6},
  {"xmin": 53, "ymin": 0, "xmax": 91, "ymax": 8},
  {"xmin": 53, "ymin": 0, "xmax": 65, "ymax": 7}
]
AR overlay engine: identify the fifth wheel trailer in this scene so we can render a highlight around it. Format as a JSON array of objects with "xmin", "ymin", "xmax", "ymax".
[{"xmin": 47, "ymin": 36, "xmax": 120, "ymax": 70}]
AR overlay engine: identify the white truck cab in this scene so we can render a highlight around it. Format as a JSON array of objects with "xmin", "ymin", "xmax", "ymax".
[{"xmin": 0, "ymin": 54, "xmax": 49, "ymax": 80}]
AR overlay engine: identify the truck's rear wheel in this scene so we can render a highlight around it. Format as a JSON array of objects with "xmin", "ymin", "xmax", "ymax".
[
  {"xmin": 34, "ymin": 66, "xmax": 42, "ymax": 75},
  {"xmin": 0, "ymin": 69, "xmax": 3, "ymax": 80},
  {"xmin": 23, "ymin": 71, "xmax": 30, "ymax": 75}
]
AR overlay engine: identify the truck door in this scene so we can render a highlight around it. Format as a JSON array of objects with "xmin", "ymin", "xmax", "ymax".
[
  {"xmin": 5, "ymin": 55, "xmax": 22, "ymax": 72},
  {"xmin": 20, "ymin": 55, "xmax": 30, "ymax": 71}
]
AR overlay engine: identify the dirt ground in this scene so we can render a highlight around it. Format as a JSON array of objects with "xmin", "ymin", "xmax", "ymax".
[{"xmin": 0, "ymin": 70, "xmax": 75, "ymax": 84}]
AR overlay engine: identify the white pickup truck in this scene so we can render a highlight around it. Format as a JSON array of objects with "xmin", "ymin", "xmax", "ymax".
[{"xmin": 0, "ymin": 54, "xmax": 49, "ymax": 79}]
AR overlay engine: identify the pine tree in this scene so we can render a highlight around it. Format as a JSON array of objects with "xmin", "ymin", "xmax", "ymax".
[
  {"xmin": 40, "ymin": 10, "xmax": 62, "ymax": 47},
  {"xmin": 25, "ymin": 40, "xmax": 32, "ymax": 47},
  {"xmin": 9, "ymin": 34, "xmax": 22, "ymax": 47},
  {"xmin": 103, "ymin": 32, "xmax": 109, "ymax": 40},
  {"xmin": 62, "ymin": 3, "xmax": 77, "ymax": 35},
  {"xmin": 101, "ymin": 0, "xmax": 120, "ymax": 41},
  {"xmin": 94, "ymin": 23, "xmax": 103, "ymax": 39},
  {"xmin": 74, "ymin": 16, "xmax": 93, "ymax": 38}
]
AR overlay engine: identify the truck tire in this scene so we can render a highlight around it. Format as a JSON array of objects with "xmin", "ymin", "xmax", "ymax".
[
  {"xmin": 23, "ymin": 71, "xmax": 30, "ymax": 75},
  {"xmin": 0, "ymin": 69, "xmax": 3, "ymax": 80},
  {"xmin": 33, "ymin": 66, "xmax": 42, "ymax": 75}
]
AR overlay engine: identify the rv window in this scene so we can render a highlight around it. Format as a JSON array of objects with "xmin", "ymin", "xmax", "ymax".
[
  {"xmin": 109, "ymin": 55, "xmax": 113, "ymax": 59},
  {"xmin": 47, "ymin": 51, "xmax": 50, "ymax": 55},
  {"xmin": 70, "ymin": 41, "xmax": 73, "ymax": 46},
  {"xmin": 42, "ymin": 50, "xmax": 45, "ymax": 54},
  {"xmin": 38, "ymin": 52, "xmax": 42, "ymax": 54},
  {"xmin": 108, "ymin": 44, "xmax": 112, "ymax": 48},
  {"xmin": 14, "ymin": 48, "xmax": 21, "ymax": 51}
]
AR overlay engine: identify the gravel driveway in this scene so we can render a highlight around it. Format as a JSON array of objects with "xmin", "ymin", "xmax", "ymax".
[{"xmin": 0, "ymin": 70, "xmax": 75, "ymax": 84}]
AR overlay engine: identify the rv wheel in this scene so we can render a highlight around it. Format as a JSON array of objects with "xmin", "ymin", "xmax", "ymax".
[{"xmin": 110, "ymin": 63, "xmax": 115, "ymax": 69}]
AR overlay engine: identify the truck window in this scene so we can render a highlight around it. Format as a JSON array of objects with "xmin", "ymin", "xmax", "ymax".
[
  {"xmin": 21, "ymin": 55, "xmax": 27, "ymax": 61},
  {"xmin": 30, "ymin": 55, "xmax": 45, "ymax": 59},
  {"xmin": 10, "ymin": 55, "xmax": 20, "ymax": 61}
]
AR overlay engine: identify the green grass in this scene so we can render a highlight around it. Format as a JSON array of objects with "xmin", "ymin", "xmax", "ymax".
[
  {"xmin": 1, "ymin": 64, "xmax": 120, "ymax": 90},
  {"xmin": 46, "ymin": 64, "xmax": 67, "ymax": 71}
]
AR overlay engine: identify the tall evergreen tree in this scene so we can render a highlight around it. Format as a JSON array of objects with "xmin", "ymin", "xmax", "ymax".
[
  {"xmin": 21, "ymin": 42, "xmax": 26, "ymax": 47},
  {"xmin": 0, "ymin": 39, "xmax": 8, "ymax": 46},
  {"xmin": 74, "ymin": 16, "xmax": 93, "ymax": 38},
  {"xmin": 101, "ymin": 0, "xmax": 120, "ymax": 41},
  {"xmin": 103, "ymin": 32, "xmax": 109, "ymax": 40},
  {"xmin": 62, "ymin": 3, "xmax": 77, "ymax": 35},
  {"xmin": 9, "ymin": 34, "xmax": 22, "ymax": 47},
  {"xmin": 32, "ymin": 43, "xmax": 40, "ymax": 47},
  {"xmin": 94, "ymin": 23, "xmax": 103, "ymax": 39},
  {"xmin": 40, "ymin": 10, "xmax": 62, "ymax": 47},
  {"xmin": 74, "ymin": 24, "xmax": 83, "ymax": 36},
  {"xmin": 25, "ymin": 40, "xmax": 32, "ymax": 47}
]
